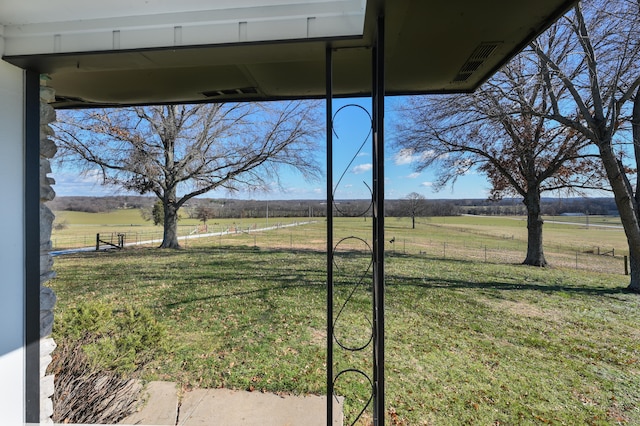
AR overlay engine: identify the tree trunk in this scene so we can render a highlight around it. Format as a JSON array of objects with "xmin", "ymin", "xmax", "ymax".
[
  {"xmin": 629, "ymin": 250, "xmax": 640, "ymax": 293},
  {"xmin": 160, "ymin": 189, "xmax": 181, "ymax": 249},
  {"xmin": 412, "ymin": 214, "xmax": 415, "ymax": 229},
  {"xmin": 590, "ymin": 88, "xmax": 640, "ymax": 292},
  {"xmin": 600, "ymin": 147, "xmax": 640, "ymax": 292},
  {"xmin": 522, "ymin": 190, "xmax": 548, "ymax": 267},
  {"xmin": 597, "ymin": 144, "xmax": 640, "ymax": 291},
  {"xmin": 629, "ymin": 86, "xmax": 640, "ymax": 292}
]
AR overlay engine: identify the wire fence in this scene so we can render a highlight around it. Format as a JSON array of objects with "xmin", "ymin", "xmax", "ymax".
[
  {"xmin": 52, "ymin": 229, "xmax": 182, "ymax": 250},
  {"xmin": 51, "ymin": 220, "xmax": 629, "ymax": 276},
  {"xmin": 51, "ymin": 221, "xmax": 319, "ymax": 252},
  {"xmin": 384, "ymin": 236, "xmax": 628, "ymax": 276},
  {"xmin": 51, "ymin": 220, "xmax": 307, "ymax": 250}
]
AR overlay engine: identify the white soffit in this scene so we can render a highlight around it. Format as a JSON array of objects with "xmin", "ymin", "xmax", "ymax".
[
  {"xmin": 0, "ymin": 0, "xmax": 366, "ymax": 56},
  {"xmin": 1, "ymin": 0, "xmax": 577, "ymax": 106}
]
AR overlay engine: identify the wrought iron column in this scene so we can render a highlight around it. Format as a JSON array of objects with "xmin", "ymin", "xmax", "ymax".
[
  {"xmin": 326, "ymin": 45, "xmax": 335, "ymax": 426},
  {"xmin": 372, "ymin": 14, "xmax": 385, "ymax": 426},
  {"xmin": 326, "ymin": 13, "xmax": 386, "ymax": 426}
]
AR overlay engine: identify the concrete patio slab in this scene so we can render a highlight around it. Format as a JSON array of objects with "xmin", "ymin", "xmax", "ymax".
[
  {"xmin": 119, "ymin": 381, "xmax": 343, "ymax": 426},
  {"xmin": 120, "ymin": 381, "xmax": 179, "ymax": 425}
]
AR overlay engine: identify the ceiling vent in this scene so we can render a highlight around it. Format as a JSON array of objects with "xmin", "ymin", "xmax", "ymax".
[
  {"xmin": 202, "ymin": 87, "xmax": 259, "ymax": 98},
  {"xmin": 452, "ymin": 42, "xmax": 502, "ymax": 83}
]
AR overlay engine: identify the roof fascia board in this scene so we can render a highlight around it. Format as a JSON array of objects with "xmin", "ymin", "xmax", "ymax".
[{"xmin": 2, "ymin": 0, "xmax": 366, "ymax": 56}]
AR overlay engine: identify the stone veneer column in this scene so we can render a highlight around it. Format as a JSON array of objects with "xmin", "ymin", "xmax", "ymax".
[{"xmin": 39, "ymin": 77, "xmax": 58, "ymax": 424}]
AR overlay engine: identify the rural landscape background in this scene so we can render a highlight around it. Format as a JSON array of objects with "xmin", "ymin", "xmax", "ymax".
[
  {"xmin": 47, "ymin": 195, "xmax": 640, "ymax": 424},
  {"xmin": 45, "ymin": 0, "xmax": 640, "ymax": 422}
]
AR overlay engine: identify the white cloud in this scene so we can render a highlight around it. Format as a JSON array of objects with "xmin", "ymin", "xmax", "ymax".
[
  {"xmin": 393, "ymin": 148, "xmax": 436, "ymax": 166},
  {"xmin": 420, "ymin": 181, "xmax": 434, "ymax": 187},
  {"xmin": 394, "ymin": 149, "xmax": 415, "ymax": 165},
  {"xmin": 406, "ymin": 172, "xmax": 421, "ymax": 179},
  {"xmin": 352, "ymin": 163, "xmax": 373, "ymax": 174},
  {"xmin": 74, "ymin": 169, "xmax": 105, "ymax": 184},
  {"xmin": 51, "ymin": 167, "xmax": 127, "ymax": 196}
]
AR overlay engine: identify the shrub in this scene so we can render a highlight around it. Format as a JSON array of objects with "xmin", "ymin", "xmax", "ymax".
[{"xmin": 55, "ymin": 301, "xmax": 167, "ymax": 374}]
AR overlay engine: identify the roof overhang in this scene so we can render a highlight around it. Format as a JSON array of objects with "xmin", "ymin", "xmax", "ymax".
[{"xmin": 0, "ymin": 0, "xmax": 576, "ymax": 108}]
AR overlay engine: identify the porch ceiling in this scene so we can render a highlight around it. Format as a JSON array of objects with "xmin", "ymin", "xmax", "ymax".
[{"xmin": 0, "ymin": 0, "xmax": 576, "ymax": 108}]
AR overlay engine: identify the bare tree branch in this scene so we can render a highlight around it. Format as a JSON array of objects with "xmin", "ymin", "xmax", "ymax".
[{"xmin": 53, "ymin": 101, "xmax": 321, "ymax": 248}]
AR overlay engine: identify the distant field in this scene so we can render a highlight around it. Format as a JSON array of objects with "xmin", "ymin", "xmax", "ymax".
[
  {"xmin": 544, "ymin": 215, "xmax": 622, "ymax": 227},
  {"xmin": 51, "ymin": 209, "xmax": 310, "ymax": 250},
  {"xmin": 385, "ymin": 215, "xmax": 627, "ymax": 274},
  {"xmin": 423, "ymin": 215, "xmax": 627, "ymax": 257},
  {"xmin": 54, "ymin": 209, "xmax": 151, "ymax": 225},
  {"xmin": 50, "ymin": 211, "xmax": 630, "ymax": 274}
]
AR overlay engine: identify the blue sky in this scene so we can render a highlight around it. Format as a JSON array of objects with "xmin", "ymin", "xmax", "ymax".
[{"xmin": 51, "ymin": 97, "xmax": 491, "ymax": 200}]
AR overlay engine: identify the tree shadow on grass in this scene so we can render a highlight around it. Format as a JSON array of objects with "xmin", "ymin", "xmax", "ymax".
[
  {"xmin": 388, "ymin": 274, "xmax": 633, "ymax": 296},
  {"xmin": 71, "ymin": 245, "xmax": 634, "ymax": 306},
  {"xmin": 383, "ymin": 251, "xmax": 635, "ymax": 297}
]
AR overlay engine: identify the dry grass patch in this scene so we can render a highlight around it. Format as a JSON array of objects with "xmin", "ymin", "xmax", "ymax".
[{"xmin": 483, "ymin": 298, "xmax": 564, "ymax": 321}]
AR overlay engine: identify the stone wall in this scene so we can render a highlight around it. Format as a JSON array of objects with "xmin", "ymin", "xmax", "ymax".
[{"xmin": 39, "ymin": 79, "xmax": 57, "ymax": 424}]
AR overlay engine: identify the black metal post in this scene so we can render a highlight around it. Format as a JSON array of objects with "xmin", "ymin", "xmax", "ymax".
[
  {"xmin": 372, "ymin": 14, "xmax": 385, "ymax": 426},
  {"xmin": 325, "ymin": 45, "xmax": 334, "ymax": 426},
  {"xmin": 25, "ymin": 69, "xmax": 41, "ymax": 424}
]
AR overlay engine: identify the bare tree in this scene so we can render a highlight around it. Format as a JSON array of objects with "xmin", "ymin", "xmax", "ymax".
[
  {"xmin": 54, "ymin": 102, "xmax": 321, "ymax": 248},
  {"xmin": 404, "ymin": 192, "xmax": 426, "ymax": 229},
  {"xmin": 531, "ymin": 0, "xmax": 640, "ymax": 289},
  {"xmin": 394, "ymin": 51, "xmax": 604, "ymax": 266}
]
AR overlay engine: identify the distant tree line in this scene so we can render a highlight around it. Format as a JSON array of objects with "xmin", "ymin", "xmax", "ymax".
[
  {"xmin": 385, "ymin": 199, "xmax": 459, "ymax": 218},
  {"xmin": 46, "ymin": 196, "xmax": 155, "ymax": 213},
  {"xmin": 47, "ymin": 196, "xmax": 619, "ymax": 219},
  {"xmin": 456, "ymin": 198, "xmax": 618, "ymax": 216}
]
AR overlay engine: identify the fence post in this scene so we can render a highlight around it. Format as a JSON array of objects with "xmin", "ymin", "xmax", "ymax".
[
  {"xmin": 624, "ymin": 255, "xmax": 629, "ymax": 276},
  {"xmin": 96, "ymin": 234, "xmax": 100, "ymax": 251}
]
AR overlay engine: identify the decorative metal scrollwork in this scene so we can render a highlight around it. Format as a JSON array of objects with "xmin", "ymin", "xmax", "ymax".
[
  {"xmin": 330, "ymin": 104, "xmax": 374, "ymax": 425},
  {"xmin": 331, "ymin": 104, "xmax": 373, "ymax": 218},
  {"xmin": 332, "ymin": 236, "xmax": 373, "ymax": 352},
  {"xmin": 333, "ymin": 369, "xmax": 374, "ymax": 425}
]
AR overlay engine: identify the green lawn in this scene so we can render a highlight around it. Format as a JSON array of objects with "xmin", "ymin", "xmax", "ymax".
[{"xmin": 49, "ymin": 217, "xmax": 640, "ymax": 425}]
